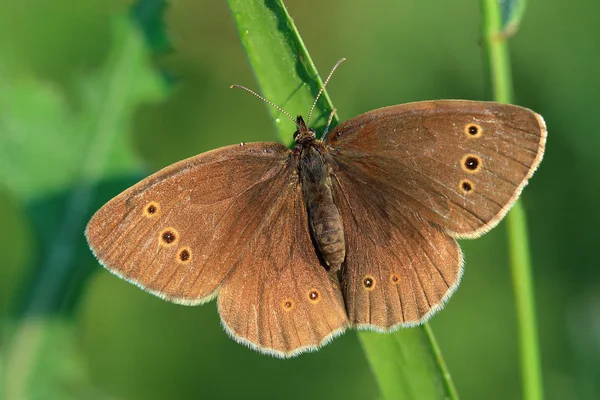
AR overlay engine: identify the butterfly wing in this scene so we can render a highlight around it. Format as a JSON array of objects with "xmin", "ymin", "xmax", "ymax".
[
  {"xmin": 86, "ymin": 142, "xmax": 294, "ymax": 304},
  {"xmin": 326, "ymin": 100, "xmax": 546, "ymax": 238},
  {"xmin": 325, "ymin": 100, "xmax": 545, "ymax": 328},
  {"xmin": 217, "ymin": 175, "xmax": 348, "ymax": 357},
  {"xmin": 86, "ymin": 142, "xmax": 348, "ymax": 355},
  {"xmin": 330, "ymin": 171, "xmax": 463, "ymax": 328}
]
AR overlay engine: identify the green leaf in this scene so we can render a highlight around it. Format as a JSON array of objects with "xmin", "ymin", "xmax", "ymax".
[
  {"xmin": 226, "ymin": 1, "xmax": 458, "ymax": 399},
  {"xmin": 3, "ymin": 13, "xmax": 166, "ymax": 399},
  {"xmin": 131, "ymin": 0, "xmax": 172, "ymax": 55},
  {"xmin": 0, "ymin": 16, "xmax": 164, "ymax": 201},
  {"xmin": 500, "ymin": 0, "xmax": 527, "ymax": 37}
]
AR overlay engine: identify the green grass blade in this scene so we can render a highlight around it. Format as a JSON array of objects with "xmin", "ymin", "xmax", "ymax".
[
  {"xmin": 227, "ymin": 0, "xmax": 338, "ymax": 146},
  {"xmin": 481, "ymin": 1, "xmax": 544, "ymax": 399},
  {"xmin": 227, "ymin": 1, "xmax": 457, "ymax": 399},
  {"xmin": 358, "ymin": 325, "xmax": 459, "ymax": 400}
]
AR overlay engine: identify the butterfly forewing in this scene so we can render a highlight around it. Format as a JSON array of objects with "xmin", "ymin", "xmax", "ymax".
[
  {"xmin": 326, "ymin": 100, "xmax": 546, "ymax": 238},
  {"xmin": 86, "ymin": 142, "xmax": 292, "ymax": 304}
]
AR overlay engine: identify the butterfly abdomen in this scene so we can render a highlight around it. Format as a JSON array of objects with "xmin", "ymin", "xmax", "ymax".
[{"xmin": 299, "ymin": 145, "xmax": 346, "ymax": 273}]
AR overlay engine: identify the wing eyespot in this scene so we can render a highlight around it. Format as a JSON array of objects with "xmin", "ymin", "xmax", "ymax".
[
  {"xmin": 465, "ymin": 123, "xmax": 483, "ymax": 138},
  {"xmin": 307, "ymin": 289, "xmax": 321, "ymax": 304},
  {"xmin": 159, "ymin": 228, "xmax": 178, "ymax": 246},
  {"xmin": 144, "ymin": 202, "xmax": 160, "ymax": 217},
  {"xmin": 177, "ymin": 246, "xmax": 192, "ymax": 264},
  {"xmin": 461, "ymin": 154, "xmax": 482, "ymax": 173},
  {"xmin": 460, "ymin": 179, "xmax": 474, "ymax": 194},
  {"xmin": 363, "ymin": 275, "xmax": 376, "ymax": 291},
  {"xmin": 281, "ymin": 298, "xmax": 295, "ymax": 312}
]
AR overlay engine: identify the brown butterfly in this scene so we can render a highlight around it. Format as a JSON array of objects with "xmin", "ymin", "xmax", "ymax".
[{"xmin": 86, "ymin": 62, "xmax": 546, "ymax": 358}]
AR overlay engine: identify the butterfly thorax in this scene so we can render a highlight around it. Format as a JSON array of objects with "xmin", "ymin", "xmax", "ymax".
[{"xmin": 295, "ymin": 116, "xmax": 346, "ymax": 275}]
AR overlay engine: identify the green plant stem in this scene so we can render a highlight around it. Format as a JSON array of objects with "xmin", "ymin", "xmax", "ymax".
[
  {"xmin": 482, "ymin": 0, "xmax": 514, "ymax": 104},
  {"xmin": 481, "ymin": 1, "xmax": 543, "ymax": 399},
  {"xmin": 227, "ymin": 1, "xmax": 457, "ymax": 399},
  {"xmin": 507, "ymin": 202, "xmax": 543, "ymax": 400}
]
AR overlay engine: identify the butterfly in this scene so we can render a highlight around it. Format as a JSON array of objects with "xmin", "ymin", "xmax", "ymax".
[{"xmin": 86, "ymin": 62, "xmax": 546, "ymax": 358}]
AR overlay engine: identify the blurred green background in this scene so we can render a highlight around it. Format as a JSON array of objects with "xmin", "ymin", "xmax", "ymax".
[{"xmin": 1, "ymin": 0, "xmax": 598, "ymax": 399}]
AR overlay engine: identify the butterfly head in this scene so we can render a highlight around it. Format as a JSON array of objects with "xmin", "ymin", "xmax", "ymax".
[{"xmin": 293, "ymin": 116, "xmax": 316, "ymax": 144}]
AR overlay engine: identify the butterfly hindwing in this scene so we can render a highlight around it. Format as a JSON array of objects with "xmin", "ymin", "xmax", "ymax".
[
  {"xmin": 330, "ymin": 168, "xmax": 463, "ymax": 328},
  {"xmin": 218, "ymin": 174, "xmax": 348, "ymax": 357}
]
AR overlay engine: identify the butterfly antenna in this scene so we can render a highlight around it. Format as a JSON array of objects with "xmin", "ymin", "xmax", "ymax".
[
  {"xmin": 230, "ymin": 84, "xmax": 296, "ymax": 124},
  {"xmin": 322, "ymin": 108, "xmax": 337, "ymax": 139},
  {"xmin": 306, "ymin": 57, "xmax": 346, "ymax": 126}
]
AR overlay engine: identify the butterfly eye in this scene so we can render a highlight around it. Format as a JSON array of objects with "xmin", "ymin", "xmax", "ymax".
[{"xmin": 293, "ymin": 131, "xmax": 300, "ymax": 140}]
